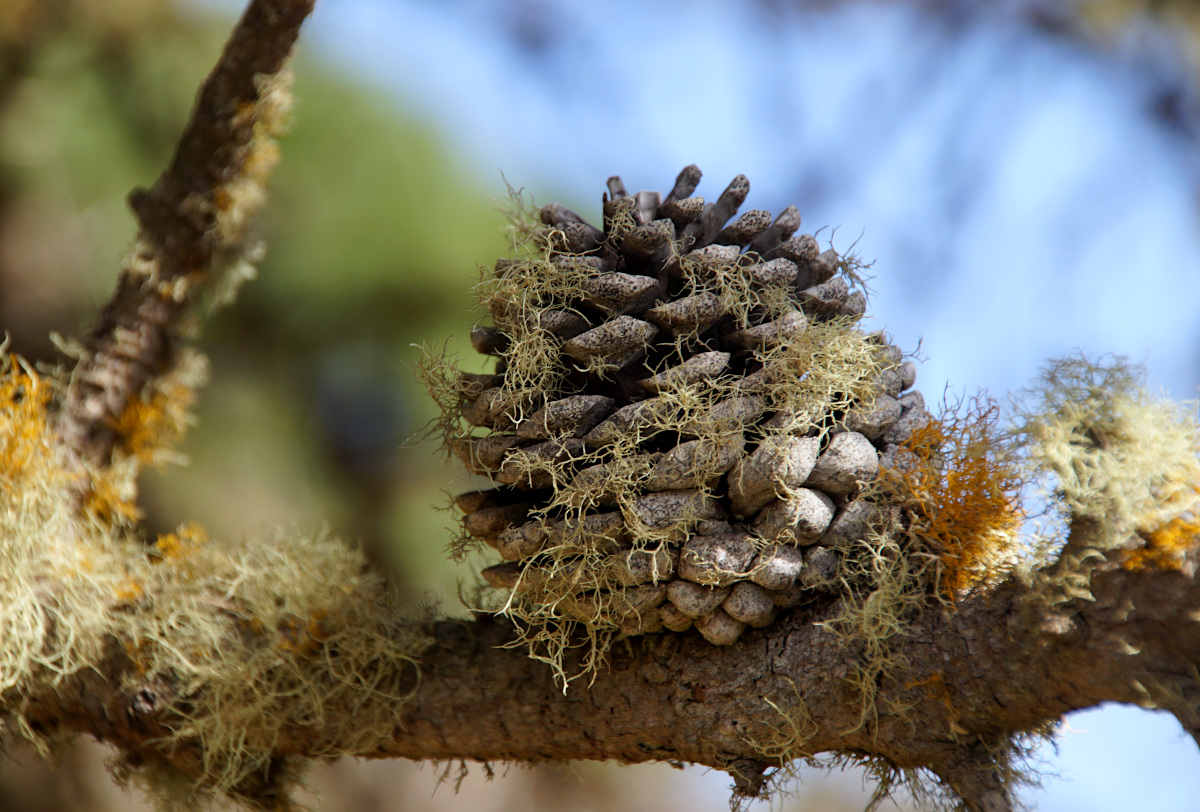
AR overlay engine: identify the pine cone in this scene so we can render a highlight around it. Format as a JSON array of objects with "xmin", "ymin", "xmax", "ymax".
[{"xmin": 428, "ymin": 166, "xmax": 930, "ymax": 658}]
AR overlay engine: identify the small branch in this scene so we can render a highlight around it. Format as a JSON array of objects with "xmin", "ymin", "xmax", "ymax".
[{"xmin": 58, "ymin": 0, "xmax": 315, "ymax": 468}]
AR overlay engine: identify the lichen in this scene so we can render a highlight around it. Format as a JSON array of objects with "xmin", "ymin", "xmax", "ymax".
[
  {"xmin": 121, "ymin": 527, "xmax": 431, "ymax": 802},
  {"xmin": 817, "ymin": 523, "xmax": 925, "ymax": 732},
  {"xmin": 1014, "ymin": 353, "xmax": 1200, "ymax": 544},
  {"xmin": 0, "ymin": 349, "xmax": 430, "ymax": 809},
  {"xmin": 114, "ymin": 349, "xmax": 208, "ymax": 468},
  {"xmin": 881, "ymin": 394, "xmax": 1024, "ymax": 597}
]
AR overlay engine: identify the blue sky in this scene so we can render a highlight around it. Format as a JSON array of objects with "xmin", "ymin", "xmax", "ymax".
[
  {"xmin": 277, "ymin": 0, "xmax": 1200, "ymax": 401},
  {"xmin": 187, "ymin": 1, "xmax": 1200, "ymax": 809}
]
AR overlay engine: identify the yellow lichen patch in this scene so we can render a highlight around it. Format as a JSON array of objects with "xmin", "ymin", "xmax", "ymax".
[
  {"xmin": 82, "ymin": 352, "xmax": 206, "ymax": 529},
  {"xmin": 277, "ymin": 609, "xmax": 330, "ymax": 657},
  {"xmin": 1, "ymin": 359, "xmax": 132, "ymax": 757},
  {"xmin": 115, "ymin": 379, "xmax": 195, "ymax": 465},
  {"xmin": 154, "ymin": 522, "xmax": 209, "ymax": 562},
  {"xmin": 113, "ymin": 349, "xmax": 208, "ymax": 468},
  {"xmin": 1123, "ymin": 509, "xmax": 1200, "ymax": 571},
  {"xmin": 212, "ymin": 71, "xmax": 292, "ymax": 248},
  {"xmin": 83, "ymin": 468, "xmax": 142, "ymax": 527},
  {"xmin": 0, "ymin": 351, "xmax": 53, "ymax": 487},
  {"xmin": 2, "ymin": 343, "xmax": 430, "ymax": 803},
  {"xmin": 883, "ymin": 396, "xmax": 1023, "ymax": 597},
  {"xmin": 114, "ymin": 578, "xmax": 145, "ymax": 604}
]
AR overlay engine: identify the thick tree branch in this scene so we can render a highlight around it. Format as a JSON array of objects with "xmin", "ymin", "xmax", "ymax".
[
  {"xmin": 57, "ymin": 0, "xmax": 314, "ymax": 468},
  {"xmin": 20, "ymin": 541, "xmax": 1200, "ymax": 810},
  {"xmin": 389, "ymin": 552, "xmax": 1200, "ymax": 768}
]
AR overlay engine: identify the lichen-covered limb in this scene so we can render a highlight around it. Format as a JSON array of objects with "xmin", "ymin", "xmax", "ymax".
[
  {"xmin": 58, "ymin": 0, "xmax": 315, "ymax": 468},
  {"xmin": 383, "ymin": 550, "xmax": 1200, "ymax": 768},
  {"xmin": 23, "ymin": 534, "xmax": 1199, "ymax": 803}
]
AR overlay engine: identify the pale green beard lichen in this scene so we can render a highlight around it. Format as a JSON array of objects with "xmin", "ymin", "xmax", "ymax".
[
  {"xmin": 1015, "ymin": 354, "xmax": 1200, "ymax": 543},
  {"xmin": 0, "ymin": 353, "xmax": 430, "ymax": 810}
]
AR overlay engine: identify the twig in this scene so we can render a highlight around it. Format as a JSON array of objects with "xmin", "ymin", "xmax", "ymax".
[{"xmin": 58, "ymin": 0, "xmax": 315, "ymax": 468}]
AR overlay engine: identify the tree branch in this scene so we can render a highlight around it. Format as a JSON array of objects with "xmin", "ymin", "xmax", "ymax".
[
  {"xmin": 19, "ymin": 541, "xmax": 1200, "ymax": 808},
  {"xmin": 380, "ymin": 550, "xmax": 1200, "ymax": 771},
  {"xmin": 57, "ymin": 0, "xmax": 314, "ymax": 469}
]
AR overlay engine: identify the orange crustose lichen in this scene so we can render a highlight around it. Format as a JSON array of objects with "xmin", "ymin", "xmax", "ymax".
[
  {"xmin": 83, "ymin": 471, "xmax": 142, "ymax": 526},
  {"xmin": 1123, "ymin": 509, "xmax": 1200, "ymax": 571},
  {"xmin": 154, "ymin": 521, "xmax": 210, "ymax": 561},
  {"xmin": 114, "ymin": 379, "xmax": 197, "ymax": 465},
  {"xmin": 278, "ymin": 609, "xmax": 330, "ymax": 657},
  {"xmin": 0, "ymin": 355, "xmax": 52, "ymax": 487}
]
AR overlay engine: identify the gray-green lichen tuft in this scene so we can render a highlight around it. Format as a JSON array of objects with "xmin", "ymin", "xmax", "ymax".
[{"xmin": 0, "ymin": 352, "xmax": 430, "ymax": 810}]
